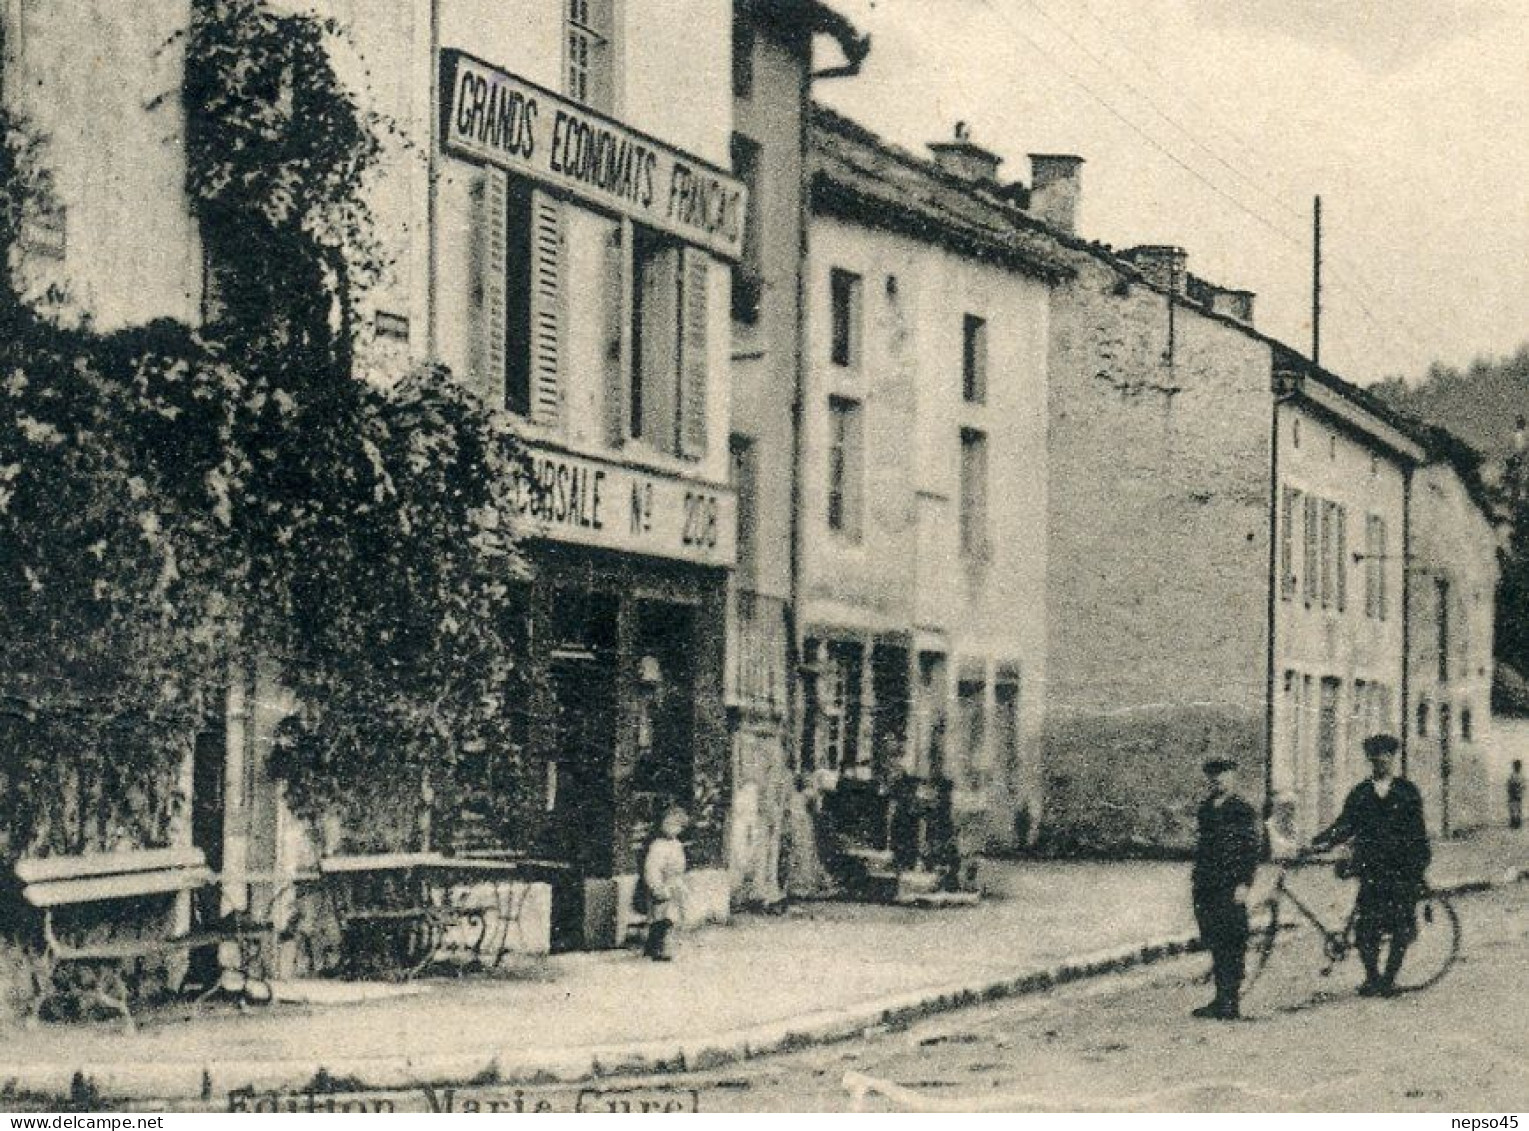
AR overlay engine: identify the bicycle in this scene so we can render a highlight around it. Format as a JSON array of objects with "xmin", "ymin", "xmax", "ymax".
[{"xmin": 1245, "ymin": 852, "xmax": 1460, "ymax": 996}]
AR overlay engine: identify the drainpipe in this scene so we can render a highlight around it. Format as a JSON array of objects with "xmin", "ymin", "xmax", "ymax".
[
  {"xmin": 1266, "ymin": 387, "xmax": 1293, "ymax": 835},
  {"xmin": 1401, "ymin": 464, "xmax": 1414, "ymax": 778}
]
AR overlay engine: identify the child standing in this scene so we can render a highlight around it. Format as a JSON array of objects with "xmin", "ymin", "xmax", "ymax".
[{"xmin": 642, "ymin": 807, "xmax": 690, "ymax": 961}]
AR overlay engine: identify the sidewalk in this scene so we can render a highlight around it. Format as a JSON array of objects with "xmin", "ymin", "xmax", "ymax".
[{"xmin": 3, "ymin": 829, "xmax": 1525, "ymax": 1103}]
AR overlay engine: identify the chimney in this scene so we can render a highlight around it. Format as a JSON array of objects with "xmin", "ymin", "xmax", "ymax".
[
  {"xmin": 927, "ymin": 121, "xmax": 1003, "ymax": 185},
  {"xmin": 1027, "ymin": 154, "xmax": 1084, "ymax": 235},
  {"xmin": 1123, "ymin": 245, "xmax": 1188, "ymax": 295},
  {"xmin": 1209, "ymin": 287, "xmax": 1256, "ymax": 326}
]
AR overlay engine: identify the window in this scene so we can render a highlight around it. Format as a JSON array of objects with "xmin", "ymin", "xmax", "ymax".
[
  {"xmin": 995, "ymin": 676, "xmax": 1021, "ymax": 793},
  {"xmin": 1280, "ymin": 486, "xmax": 1300, "ymax": 600},
  {"xmin": 821, "ymin": 642, "xmax": 864, "ymax": 773},
  {"xmin": 731, "ymin": 11, "xmax": 754, "ymax": 98},
  {"xmin": 1319, "ymin": 500, "xmax": 1335, "ymax": 608},
  {"xmin": 1417, "ymin": 699, "xmax": 1429, "ymax": 737},
  {"xmin": 827, "ymin": 396, "xmax": 863, "ymax": 538},
  {"xmin": 730, "ymin": 434, "xmax": 757, "ymax": 580},
  {"xmin": 1461, "ymin": 705, "xmax": 1473, "ymax": 742},
  {"xmin": 916, "ymin": 652, "xmax": 949, "ymax": 779},
  {"xmin": 830, "ymin": 268, "xmax": 861, "ymax": 367},
  {"xmin": 960, "ymin": 428, "xmax": 989, "ymax": 559},
  {"xmin": 1335, "ymin": 504, "xmax": 1347, "ymax": 612},
  {"xmin": 631, "ymin": 229, "xmax": 710, "ymax": 457},
  {"xmin": 1365, "ymin": 515, "xmax": 1388, "ymax": 620},
  {"xmin": 957, "ymin": 673, "xmax": 987, "ymax": 790},
  {"xmin": 1303, "ymin": 496, "xmax": 1319, "ymax": 604},
  {"xmin": 565, "ymin": 0, "xmax": 613, "ymax": 111},
  {"xmin": 730, "ymin": 134, "xmax": 763, "ymax": 324},
  {"xmin": 962, "ymin": 314, "xmax": 988, "ymax": 403}
]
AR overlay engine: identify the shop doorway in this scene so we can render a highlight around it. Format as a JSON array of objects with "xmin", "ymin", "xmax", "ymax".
[{"xmin": 631, "ymin": 600, "xmax": 697, "ymax": 825}]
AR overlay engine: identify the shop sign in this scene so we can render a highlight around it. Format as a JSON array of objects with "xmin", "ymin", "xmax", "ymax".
[
  {"xmin": 441, "ymin": 50, "xmax": 746, "ymax": 261},
  {"xmin": 511, "ymin": 443, "xmax": 735, "ymax": 568}
]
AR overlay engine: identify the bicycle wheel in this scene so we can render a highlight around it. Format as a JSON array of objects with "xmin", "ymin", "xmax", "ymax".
[
  {"xmin": 1243, "ymin": 897, "xmax": 1285, "ymax": 993},
  {"xmin": 1390, "ymin": 890, "xmax": 1461, "ymax": 992}
]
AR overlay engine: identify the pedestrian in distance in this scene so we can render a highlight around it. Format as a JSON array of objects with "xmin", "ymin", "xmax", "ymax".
[
  {"xmin": 1509, "ymin": 759, "xmax": 1525, "ymax": 831},
  {"xmin": 641, "ymin": 806, "xmax": 690, "ymax": 961},
  {"xmin": 1191, "ymin": 756, "xmax": 1261, "ymax": 1020},
  {"xmin": 1307, "ymin": 733, "xmax": 1430, "ymax": 997}
]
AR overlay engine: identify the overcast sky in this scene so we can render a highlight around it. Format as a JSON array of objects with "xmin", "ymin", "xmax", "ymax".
[{"xmin": 816, "ymin": 0, "xmax": 1529, "ymax": 386}]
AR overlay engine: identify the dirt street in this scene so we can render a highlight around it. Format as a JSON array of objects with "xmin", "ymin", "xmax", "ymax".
[{"xmin": 612, "ymin": 882, "xmax": 1529, "ymax": 1112}]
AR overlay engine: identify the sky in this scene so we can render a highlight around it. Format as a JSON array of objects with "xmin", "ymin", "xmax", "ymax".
[{"xmin": 815, "ymin": 0, "xmax": 1529, "ymax": 386}]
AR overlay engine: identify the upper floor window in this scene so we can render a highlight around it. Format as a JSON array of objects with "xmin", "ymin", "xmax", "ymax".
[
  {"xmin": 962, "ymin": 314, "xmax": 988, "ymax": 404},
  {"xmin": 960, "ymin": 427, "xmax": 989, "ymax": 559},
  {"xmin": 830, "ymin": 267, "xmax": 861, "ymax": 368},
  {"xmin": 565, "ymin": 0, "xmax": 613, "ymax": 111},
  {"xmin": 1365, "ymin": 514, "xmax": 1388, "ymax": 620},
  {"xmin": 730, "ymin": 134, "xmax": 763, "ymax": 325},
  {"xmin": 1436, "ymin": 578, "xmax": 1451, "ymax": 682},
  {"xmin": 827, "ymin": 395, "xmax": 863, "ymax": 539},
  {"xmin": 1279, "ymin": 485, "xmax": 1300, "ymax": 600}
]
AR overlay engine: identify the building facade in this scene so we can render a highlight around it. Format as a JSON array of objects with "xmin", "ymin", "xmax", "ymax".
[
  {"xmin": 723, "ymin": 1, "xmax": 865, "ymax": 907},
  {"xmin": 1269, "ymin": 363, "xmax": 1417, "ymax": 843},
  {"xmin": 802, "ymin": 112, "xmax": 1063, "ymax": 859},
  {"xmin": 1406, "ymin": 452, "xmax": 1499, "ymax": 835}
]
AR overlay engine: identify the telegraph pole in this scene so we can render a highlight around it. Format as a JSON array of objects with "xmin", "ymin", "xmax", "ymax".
[{"xmin": 1312, "ymin": 195, "xmax": 1323, "ymax": 367}]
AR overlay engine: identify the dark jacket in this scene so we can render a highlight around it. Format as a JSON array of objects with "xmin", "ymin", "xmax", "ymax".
[
  {"xmin": 1314, "ymin": 777, "xmax": 1430, "ymax": 887},
  {"xmin": 1193, "ymin": 793, "xmax": 1261, "ymax": 895}
]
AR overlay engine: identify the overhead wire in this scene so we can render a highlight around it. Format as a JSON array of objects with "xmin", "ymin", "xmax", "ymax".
[{"xmin": 968, "ymin": 0, "xmax": 1437, "ymax": 375}]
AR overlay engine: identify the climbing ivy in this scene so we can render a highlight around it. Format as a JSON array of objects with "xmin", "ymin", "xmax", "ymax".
[{"xmin": 0, "ymin": 0, "xmax": 533, "ymax": 864}]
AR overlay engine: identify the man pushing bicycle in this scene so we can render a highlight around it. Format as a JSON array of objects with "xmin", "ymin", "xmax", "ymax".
[{"xmin": 1304, "ymin": 733, "xmax": 1431, "ymax": 997}]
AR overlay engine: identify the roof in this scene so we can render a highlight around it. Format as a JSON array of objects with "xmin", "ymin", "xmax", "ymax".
[
  {"xmin": 810, "ymin": 103, "xmax": 1496, "ymax": 512},
  {"xmin": 744, "ymin": 0, "xmax": 870, "ymax": 74},
  {"xmin": 810, "ymin": 105, "xmax": 1072, "ymax": 282}
]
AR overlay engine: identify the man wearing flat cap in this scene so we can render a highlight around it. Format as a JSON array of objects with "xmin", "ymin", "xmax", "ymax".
[
  {"xmin": 1309, "ymin": 732, "xmax": 1430, "ymax": 996},
  {"xmin": 1191, "ymin": 756, "xmax": 1261, "ymax": 1019}
]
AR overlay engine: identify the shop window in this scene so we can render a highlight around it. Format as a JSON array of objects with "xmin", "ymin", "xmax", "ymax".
[
  {"xmin": 830, "ymin": 267, "xmax": 861, "ymax": 368},
  {"xmin": 827, "ymin": 396, "xmax": 863, "ymax": 539},
  {"xmin": 960, "ymin": 428, "xmax": 989, "ymax": 559},
  {"xmin": 957, "ymin": 674, "xmax": 987, "ymax": 791},
  {"xmin": 995, "ymin": 676, "xmax": 1021, "ymax": 794},
  {"xmin": 821, "ymin": 642, "xmax": 864, "ymax": 774},
  {"xmin": 962, "ymin": 314, "xmax": 988, "ymax": 404},
  {"xmin": 730, "ymin": 133, "xmax": 763, "ymax": 324},
  {"xmin": 916, "ymin": 651, "xmax": 948, "ymax": 779},
  {"xmin": 565, "ymin": 0, "xmax": 614, "ymax": 112}
]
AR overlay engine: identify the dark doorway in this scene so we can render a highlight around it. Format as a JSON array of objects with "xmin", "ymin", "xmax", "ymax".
[
  {"xmin": 189, "ymin": 687, "xmax": 228, "ymax": 982},
  {"xmin": 631, "ymin": 601, "xmax": 697, "ymax": 816}
]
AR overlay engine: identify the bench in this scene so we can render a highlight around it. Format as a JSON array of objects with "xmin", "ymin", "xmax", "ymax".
[{"xmin": 16, "ymin": 847, "xmax": 272, "ymax": 1030}]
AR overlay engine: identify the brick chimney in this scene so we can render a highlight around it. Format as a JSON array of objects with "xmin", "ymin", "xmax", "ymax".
[
  {"xmin": 928, "ymin": 121, "xmax": 1003, "ymax": 185},
  {"xmin": 1123, "ymin": 245, "xmax": 1188, "ymax": 295},
  {"xmin": 1027, "ymin": 154, "xmax": 1083, "ymax": 235}
]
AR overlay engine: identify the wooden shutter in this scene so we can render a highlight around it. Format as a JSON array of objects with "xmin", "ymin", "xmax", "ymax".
[
  {"xmin": 470, "ymin": 168, "xmax": 509, "ymax": 409},
  {"xmin": 528, "ymin": 190, "xmax": 565, "ymax": 429},
  {"xmin": 678, "ymin": 247, "xmax": 710, "ymax": 459}
]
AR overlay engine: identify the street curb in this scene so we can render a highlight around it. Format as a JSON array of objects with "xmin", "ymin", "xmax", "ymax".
[{"xmin": 4, "ymin": 866, "xmax": 1526, "ymax": 1103}]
